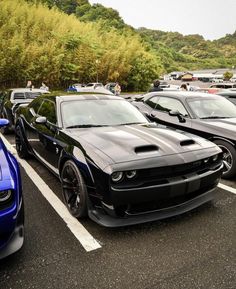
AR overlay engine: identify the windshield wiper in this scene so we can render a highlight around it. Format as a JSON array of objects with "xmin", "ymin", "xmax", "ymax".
[
  {"xmin": 200, "ymin": 116, "xmax": 232, "ymax": 119},
  {"xmin": 66, "ymin": 124, "xmax": 106, "ymax": 129},
  {"xmin": 117, "ymin": 122, "xmax": 145, "ymax": 126}
]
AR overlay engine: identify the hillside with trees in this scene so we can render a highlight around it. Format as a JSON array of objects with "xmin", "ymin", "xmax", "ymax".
[
  {"xmin": 0, "ymin": 0, "xmax": 235, "ymax": 90},
  {"xmin": 0, "ymin": 0, "xmax": 162, "ymax": 90}
]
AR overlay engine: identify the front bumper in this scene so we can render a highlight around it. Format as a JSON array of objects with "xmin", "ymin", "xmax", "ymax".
[
  {"xmin": 88, "ymin": 163, "xmax": 223, "ymax": 227},
  {"xmin": 0, "ymin": 201, "xmax": 24, "ymax": 259}
]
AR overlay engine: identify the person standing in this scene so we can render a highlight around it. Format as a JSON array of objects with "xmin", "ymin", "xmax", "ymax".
[
  {"xmin": 149, "ymin": 79, "xmax": 163, "ymax": 92},
  {"xmin": 26, "ymin": 80, "xmax": 33, "ymax": 89},
  {"xmin": 40, "ymin": 82, "xmax": 49, "ymax": 91},
  {"xmin": 114, "ymin": 83, "xmax": 121, "ymax": 95},
  {"xmin": 180, "ymin": 83, "xmax": 188, "ymax": 91}
]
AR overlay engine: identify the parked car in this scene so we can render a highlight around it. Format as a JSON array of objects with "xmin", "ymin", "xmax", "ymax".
[
  {"xmin": 210, "ymin": 83, "xmax": 236, "ymax": 89},
  {"xmin": 210, "ymin": 78, "xmax": 223, "ymax": 83},
  {"xmin": 0, "ymin": 119, "xmax": 24, "ymax": 259},
  {"xmin": 73, "ymin": 83, "xmax": 86, "ymax": 88},
  {"xmin": 105, "ymin": 82, "xmax": 116, "ymax": 94},
  {"xmin": 132, "ymin": 91, "xmax": 236, "ymax": 179},
  {"xmin": 0, "ymin": 88, "xmax": 49, "ymax": 134},
  {"xmin": 86, "ymin": 82, "xmax": 103, "ymax": 88},
  {"xmin": 216, "ymin": 91, "xmax": 236, "ymax": 105},
  {"xmin": 14, "ymin": 92, "xmax": 222, "ymax": 227}
]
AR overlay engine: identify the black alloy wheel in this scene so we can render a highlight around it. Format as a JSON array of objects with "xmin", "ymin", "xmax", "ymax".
[
  {"xmin": 15, "ymin": 124, "xmax": 30, "ymax": 159},
  {"xmin": 61, "ymin": 160, "xmax": 88, "ymax": 218},
  {"xmin": 214, "ymin": 139, "xmax": 236, "ymax": 179}
]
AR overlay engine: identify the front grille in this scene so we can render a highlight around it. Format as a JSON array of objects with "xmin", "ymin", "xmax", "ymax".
[
  {"xmin": 115, "ymin": 183, "xmax": 216, "ymax": 217},
  {"xmin": 112, "ymin": 155, "xmax": 222, "ymax": 190}
]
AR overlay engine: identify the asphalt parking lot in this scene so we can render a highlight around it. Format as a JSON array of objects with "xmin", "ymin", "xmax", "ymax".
[{"xmin": 0, "ymin": 133, "xmax": 235, "ymax": 289}]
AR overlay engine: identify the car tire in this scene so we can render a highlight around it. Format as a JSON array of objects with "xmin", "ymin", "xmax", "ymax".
[
  {"xmin": 61, "ymin": 160, "xmax": 88, "ymax": 218},
  {"xmin": 15, "ymin": 124, "xmax": 30, "ymax": 159},
  {"xmin": 214, "ymin": 140, "xmax": 236, "ymax": 179}
]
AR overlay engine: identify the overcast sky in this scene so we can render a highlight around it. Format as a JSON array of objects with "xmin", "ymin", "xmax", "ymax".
[{"xmin": 89, "ymin": 0, "xmax": 236, "ymax": 40}]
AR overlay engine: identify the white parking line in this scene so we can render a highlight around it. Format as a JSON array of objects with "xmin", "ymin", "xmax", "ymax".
[
  {"xmin": 1, "ymin": 134, "xmax": 101, "ymax": 252},
  {"xmin": 218, "ymin": 183, "xmax": 236, "ymax": 195}
]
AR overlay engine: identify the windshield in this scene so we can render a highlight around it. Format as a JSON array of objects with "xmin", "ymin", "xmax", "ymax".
[
  {"xmin": 187, "ymin": 97, "xmax": 236, "ymax": 119},
  {"xmin": 61, "ymin": 99, "xmax": 148, "ymax": 128},
  {"xmin": 25, "ymin": 92, "xmax": 42, "ymax": 99}
]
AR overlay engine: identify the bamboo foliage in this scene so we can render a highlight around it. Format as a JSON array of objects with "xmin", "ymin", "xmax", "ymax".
[{"xmin": 0, "ymin": 0, "xmax": 161, "ymax": 90}]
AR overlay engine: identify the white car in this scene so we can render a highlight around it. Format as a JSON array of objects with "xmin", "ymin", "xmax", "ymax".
[
  {"xmin": 211, "ymin": 78, "xmax": 223, "ymax": 83},
  {"xmin": 86, "ymin": 82, "xmax": 104, "ymax": 88}
]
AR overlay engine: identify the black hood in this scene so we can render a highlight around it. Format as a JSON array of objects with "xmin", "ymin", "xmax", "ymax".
[{"xmin": 68, "ymin": 124, "xmax": 218, "ymax": 164}]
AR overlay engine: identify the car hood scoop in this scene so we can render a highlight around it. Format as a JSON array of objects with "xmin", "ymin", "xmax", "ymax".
[
  {"xmin": 69, "ymin": 124, "xmax": 215, "ymax": 163},
  {"xmin": 134, "ymin": 145, "xmax": 159, "ymax": 154},
  {"xmin": 180, "ymin": 139, "xmax": 195, "ymax": 146}
]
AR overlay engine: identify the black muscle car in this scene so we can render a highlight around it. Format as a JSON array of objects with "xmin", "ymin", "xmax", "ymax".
[
  {"xmin": 14, "ymin": 93, "xmax": 223, "ymax": 227},
  {"xmin": 132, "ymin": 91, "xmax": 236, "ymax": 178},
  {"xmin": 0, "ymin": 88, "xmax": 49, "ymax": 134}
]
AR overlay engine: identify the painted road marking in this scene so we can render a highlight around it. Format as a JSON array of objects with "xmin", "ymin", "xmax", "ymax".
[
  {"xmin": 218, "ymin": 183, "xmax": 236, "ymax": 195},
  {"xmin": 1, "ymin": 133, "xmax": 101, "ymax": 252}
]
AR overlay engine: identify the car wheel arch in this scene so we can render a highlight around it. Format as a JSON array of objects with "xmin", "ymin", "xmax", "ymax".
[
  {"xmin": 211, "ymin": 138, "xmax": 236, "ymax": 178},
  {"xmin": 58, "ymin": 154, "xmax": 94, "ymax": 187},
  {"xmin": 210, "ymin": 136, "xmax": 235, "ymax": 148}
]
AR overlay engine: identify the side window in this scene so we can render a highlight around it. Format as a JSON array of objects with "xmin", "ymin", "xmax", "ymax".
[
  {"xmin": 13, "ymin": 93, "xmax": 25, "ymax": 100},
  {"xmin": 156, "ymin": 97, "xmax": 188, "ymax": 116},
  {"xmin": 145, "ymin": 96, "xmax": 159, "ymax": 109},
  {"xmin": 38, "ymin": 100, "xmax": 57, "ymax": 124},
  {"xmin": 29, "ymin": 98, "xmax": 44, "ymax": 115}
]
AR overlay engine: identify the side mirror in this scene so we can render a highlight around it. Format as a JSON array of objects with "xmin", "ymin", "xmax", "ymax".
[
  {"xmin": 169, "ymin": 110, "xmax": 186, "ymax": 123},
  {"xmin": 35, "ymin": 116, "xmax": 47, "ymax": 125},
  {"xmin": 0, "ymin": 118, "xmax": 9, "ymax": 128}
]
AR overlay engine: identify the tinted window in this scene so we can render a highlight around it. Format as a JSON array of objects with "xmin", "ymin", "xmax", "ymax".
[
  {"xmin": 61, "ymin": 99, "xmax": 148, "ymax": 128},
  {"xmin": 14, "ymin": 93, "xmax": 25, "ymax": 99},
  {"xmin": 38, "ymin": 100, "xmax": 56, "ymax": 124},
  {"xmin": 187, "ymin": 97, "xmax": 236, "ymax": 118},
  {"xmin": 156, "ymin": 97, "xmax": 188, "ymax": 116},
  {"xmin": 28, "ymin": 98, "xmax": 44, "ymax": 115},
  {"xmin": 145, "ymin": 96, "xmax": 159, "ymax": 109},
  {"xmin": 25, "ymin": 92, "xmax": 42, "ymax": 99}
]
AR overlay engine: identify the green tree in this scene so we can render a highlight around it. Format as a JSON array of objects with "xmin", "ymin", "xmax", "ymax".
[{"xmin": 223, "ymin": 71, "xmax": 233, "ymax": 81}]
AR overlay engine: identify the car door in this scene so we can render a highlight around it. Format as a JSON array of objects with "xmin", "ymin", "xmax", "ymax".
[
  {"xmin": 28, "ymin": 99, "xmax": 61, "ymax": 174},
  {"xmin": 148, "ymin": 96, "xmax": 193, "ymax": 132}
]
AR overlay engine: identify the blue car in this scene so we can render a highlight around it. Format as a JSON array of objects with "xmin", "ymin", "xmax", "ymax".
[{"xmin": 0, "ymin": 118, "xmax": 24, "ymax": 259}]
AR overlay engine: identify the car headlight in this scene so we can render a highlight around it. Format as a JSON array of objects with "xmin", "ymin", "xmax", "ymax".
[
  {"xmin": 212, "ymin": 154, "xmax": 218, "ymax": 162},
  {"xmin": 111, "ymin": 172, "xmax": 124, "ymax": 182},
  {"xmin": 126, "ymin": 170, "xmax": 137, "ymax": 179},
  {"xmin": 204, "ymin": 158, "xmax": 210, "ymax": 163},
  {"xmin": 0, "ymin": 190, "xmax": 12, "ymax": 202}
]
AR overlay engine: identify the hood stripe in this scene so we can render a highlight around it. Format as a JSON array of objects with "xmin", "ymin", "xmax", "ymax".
[{"xmin": 126, "ymin": 125, "xmax": 180, "ymax": 154}]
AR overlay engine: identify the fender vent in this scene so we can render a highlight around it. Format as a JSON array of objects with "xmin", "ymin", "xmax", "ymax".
[
  {"xmin": 135, "ymin": 145, "xmax": 158, "ymax": 154},
  {"xmin": 180, "ymin": 140, "xmax": 195, "ymax": 146}
]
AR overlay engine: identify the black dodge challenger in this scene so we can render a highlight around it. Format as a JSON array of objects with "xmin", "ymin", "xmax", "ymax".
[{"xmin": 14, "ymin": 93, "xmax": 223, "ymax": 227}]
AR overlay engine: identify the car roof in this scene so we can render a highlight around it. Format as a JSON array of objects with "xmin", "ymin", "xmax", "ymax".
[
  {"xmin": 8, "ymin": 88, "xmax": 49, "ymax": 93},
  {"xmin": 143, "ymin": 91, "xmax": 222, "ymax": 101},
  {"xmin": 210, "ymin": 83, "xmax": 235, "ymax": 87},
  {"xmin": 36, "ymin": 91, "xmax": 122, "ymax": 102},
  {"xmin": 57, "ymin": 94, "xmax": 121, "ymax": 102},
  {"xmin": 217, "ymin": 91, "xmax": 236, "ymax": 96}
]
